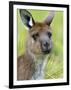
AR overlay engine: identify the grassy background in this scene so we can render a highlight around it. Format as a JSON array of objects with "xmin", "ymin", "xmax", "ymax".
[{"xmin": 17, "ymin": 9, "xmax": 63, "ymax": 79}]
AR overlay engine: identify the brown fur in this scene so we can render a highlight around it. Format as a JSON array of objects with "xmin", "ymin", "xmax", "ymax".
[
  {"xmin": 30, "ymin": 22, "xmax": 50, "ymax": 34},
  {"xmin": 17, "ymin": 53, "xmax": 35, "ymax": 80}
]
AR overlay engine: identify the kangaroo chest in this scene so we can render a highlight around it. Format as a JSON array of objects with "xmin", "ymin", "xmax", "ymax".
[{"xmin": 31, "ymin": 56, "xmax": 47, "ymax": 80}]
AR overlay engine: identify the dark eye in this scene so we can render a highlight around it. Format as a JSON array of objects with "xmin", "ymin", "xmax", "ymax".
[
  {"xmin": 32, "ymin": 33, "xmax": 39, "ymax": 40},
  {"xmin": 47, "ymin": 32, "xmax": 52, "ymax": 38}
]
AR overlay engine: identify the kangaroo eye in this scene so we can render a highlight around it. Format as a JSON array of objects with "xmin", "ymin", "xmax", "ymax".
[
  {"xmin": 32, "ymin": 33, "xmax": 39, "ymax": 40},
  {"xmin": 47, "ymin": 32, "xmax": 52, "ymax": 38}
]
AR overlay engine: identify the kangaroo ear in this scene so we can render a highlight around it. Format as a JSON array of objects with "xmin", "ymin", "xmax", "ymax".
[
  {"xmin": 19, "ymin": 9, "xmax": 35, "ymax": 29},
  {"xmin": 44, "ymin": 11, "xmax": 55, "ymax": 25}
]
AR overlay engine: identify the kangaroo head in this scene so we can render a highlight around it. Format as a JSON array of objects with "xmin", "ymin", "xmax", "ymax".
[{"xmin": 19, "ymin": 9, "xmax": 55, "ymax": 55}]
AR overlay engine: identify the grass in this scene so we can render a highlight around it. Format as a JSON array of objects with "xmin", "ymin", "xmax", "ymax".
[{"xmin": 17, "ymin": 9, "xmax": 63, "ymax": 79}]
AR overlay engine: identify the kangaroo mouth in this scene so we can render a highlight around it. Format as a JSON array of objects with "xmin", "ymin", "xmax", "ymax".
[{"xmin": 42, "ymin": 49, "xmax": 51, "ymax": 54}]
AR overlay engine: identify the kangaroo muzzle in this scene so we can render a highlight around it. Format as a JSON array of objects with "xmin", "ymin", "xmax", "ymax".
[{"xmin": 39, "ymin": 33, "xmax": 52, "ymax": 54}]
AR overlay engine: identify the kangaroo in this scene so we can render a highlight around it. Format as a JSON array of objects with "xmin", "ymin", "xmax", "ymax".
[{"xmin": 17, "ymin": 9, "xmax": 55, "ymax": 80}]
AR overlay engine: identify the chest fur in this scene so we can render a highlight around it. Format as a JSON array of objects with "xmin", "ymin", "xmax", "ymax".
[{"xmin": 31, "ymin": 56, "xmax": 47, "ymax": 80}]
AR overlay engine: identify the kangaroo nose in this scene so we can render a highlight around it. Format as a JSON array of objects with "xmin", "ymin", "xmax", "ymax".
[
  {"xmin": 41, "ymin": 41, "xmax": 49, "ymax": 52},
  {"xmin": 43, "ymin": 42, "xmax": 49, "ymax": 47}
]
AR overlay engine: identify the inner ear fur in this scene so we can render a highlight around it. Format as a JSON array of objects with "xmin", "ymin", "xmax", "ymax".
[
  {"xmin": 19, "ymin": 9, "xmax": 35, "ymax": 29},
  {"xmin": 44, "ymin": 11, "xmax": 55, "ymax": 25}
]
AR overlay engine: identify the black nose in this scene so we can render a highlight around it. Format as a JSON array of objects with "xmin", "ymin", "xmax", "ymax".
[
  {"xmin": 43, "ymin": 42, "xmax": 49, "ymax": 47},
  {"xmin": 41, "ymin": 41, "xmax": 51, "ymax": 54},
  {"xmin": 41, "ymin": 41, "xmax": 50, "ymax": 53}
]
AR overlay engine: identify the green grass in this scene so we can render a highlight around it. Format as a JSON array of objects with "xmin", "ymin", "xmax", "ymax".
[{"xmin": 17, "ymin": 9, "xmax": 63, "ymax": 79}]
